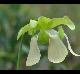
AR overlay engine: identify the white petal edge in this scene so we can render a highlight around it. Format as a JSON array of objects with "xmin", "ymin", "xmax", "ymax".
[
  {"xmin": 64, "ymin": 34, "xmax": 80, "ymax": 56},
  {"xmin": 47, "ymin": 29, "xmax": 68, "ymax": 63},
  {"xmin": 26, "ymin": 35, "xmax": 41, "ymax": 66}
]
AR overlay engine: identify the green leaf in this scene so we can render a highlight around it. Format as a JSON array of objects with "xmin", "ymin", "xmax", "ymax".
[
  {"xmin": 58, "ymin": 26, "xmax": 64, "ymax": 40},
  {"xmin": 17, "ymin": 24, "xmax": 29, "ymax": 40},
  {"xmin": 38, "ymin": 30, "xmax": 49, "ymax": 44},
  {"xmin": 37, "ymin": 16, "xmax": 51, "ymax": 30}
]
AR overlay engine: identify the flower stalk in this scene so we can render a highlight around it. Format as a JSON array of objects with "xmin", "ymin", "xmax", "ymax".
[{"xmin": 16, "ymin": 35, "xmax": 23, "ymax": 70}]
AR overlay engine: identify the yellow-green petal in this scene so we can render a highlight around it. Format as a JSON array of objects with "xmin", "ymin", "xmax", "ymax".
[
  {"xmin": 26, "ymin": 36, "xmax": 41, "ymax": 66},
  {"xmin": 64, "ymin": 34, "xmax": 80, "ymax": 56},
  {"xmin": 47, "ymin": 30, "xmax": 68, "ymax": 63},
  {"xmin": 58, "ymin": 26, "xmax": 64, "ymax": 40},
  {"xmin": 63, "ymin": 16, "xmax": 75, "ymax": 30},
  {"xmin": 17, "ymin": 24, "xmax": 29, "ymax": 40},
  {"xmin": 47, "ymin": 16, "xmax": 75, "ymax": 30},
  {"xmin": 29, "ymin": 20, "xmax": 37, "ymax": 28}
]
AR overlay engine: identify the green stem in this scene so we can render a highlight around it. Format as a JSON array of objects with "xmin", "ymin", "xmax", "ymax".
[{"xmin": 16, "ymin": 35, "xmax": 23, "ymax": 70}]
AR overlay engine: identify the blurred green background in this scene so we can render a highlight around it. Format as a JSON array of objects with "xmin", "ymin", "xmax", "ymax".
[{"xmin": 0, "ymin": 4, "xmax": 80, "ymax": 70}]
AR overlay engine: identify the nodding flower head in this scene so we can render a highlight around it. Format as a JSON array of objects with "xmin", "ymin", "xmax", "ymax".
[
  {"xmin": 17, "ymin": 16, "xmax": 80, "ymax": 67},
  {"xmin": 26, "ymin": 29, "xmax": 80, "ymax": 66}
]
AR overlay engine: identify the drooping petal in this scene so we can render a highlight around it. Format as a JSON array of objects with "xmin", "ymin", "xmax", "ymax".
[
  {"xmin": 63, "ymin": 16, "xmax": 75, "ymax": 30},
  {"xmin": 64, "ymin": 34, "xmax": 80, "ymax": 56},
  {"xmin": 47, "ymin": 29, "xmax": 68, "ymax": 63},
  {"xmin": 17, "ymin": 24, "xmax": 29, "ymax": 40},
  {"xmin": 26, "ymin": 35, "xmax": 41, "ymax": 66}
]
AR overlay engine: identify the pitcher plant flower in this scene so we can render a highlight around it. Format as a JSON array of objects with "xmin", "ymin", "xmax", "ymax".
[{"xmin": 17, "ymin": 16, "xmax": 80, "ymax": 67}]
